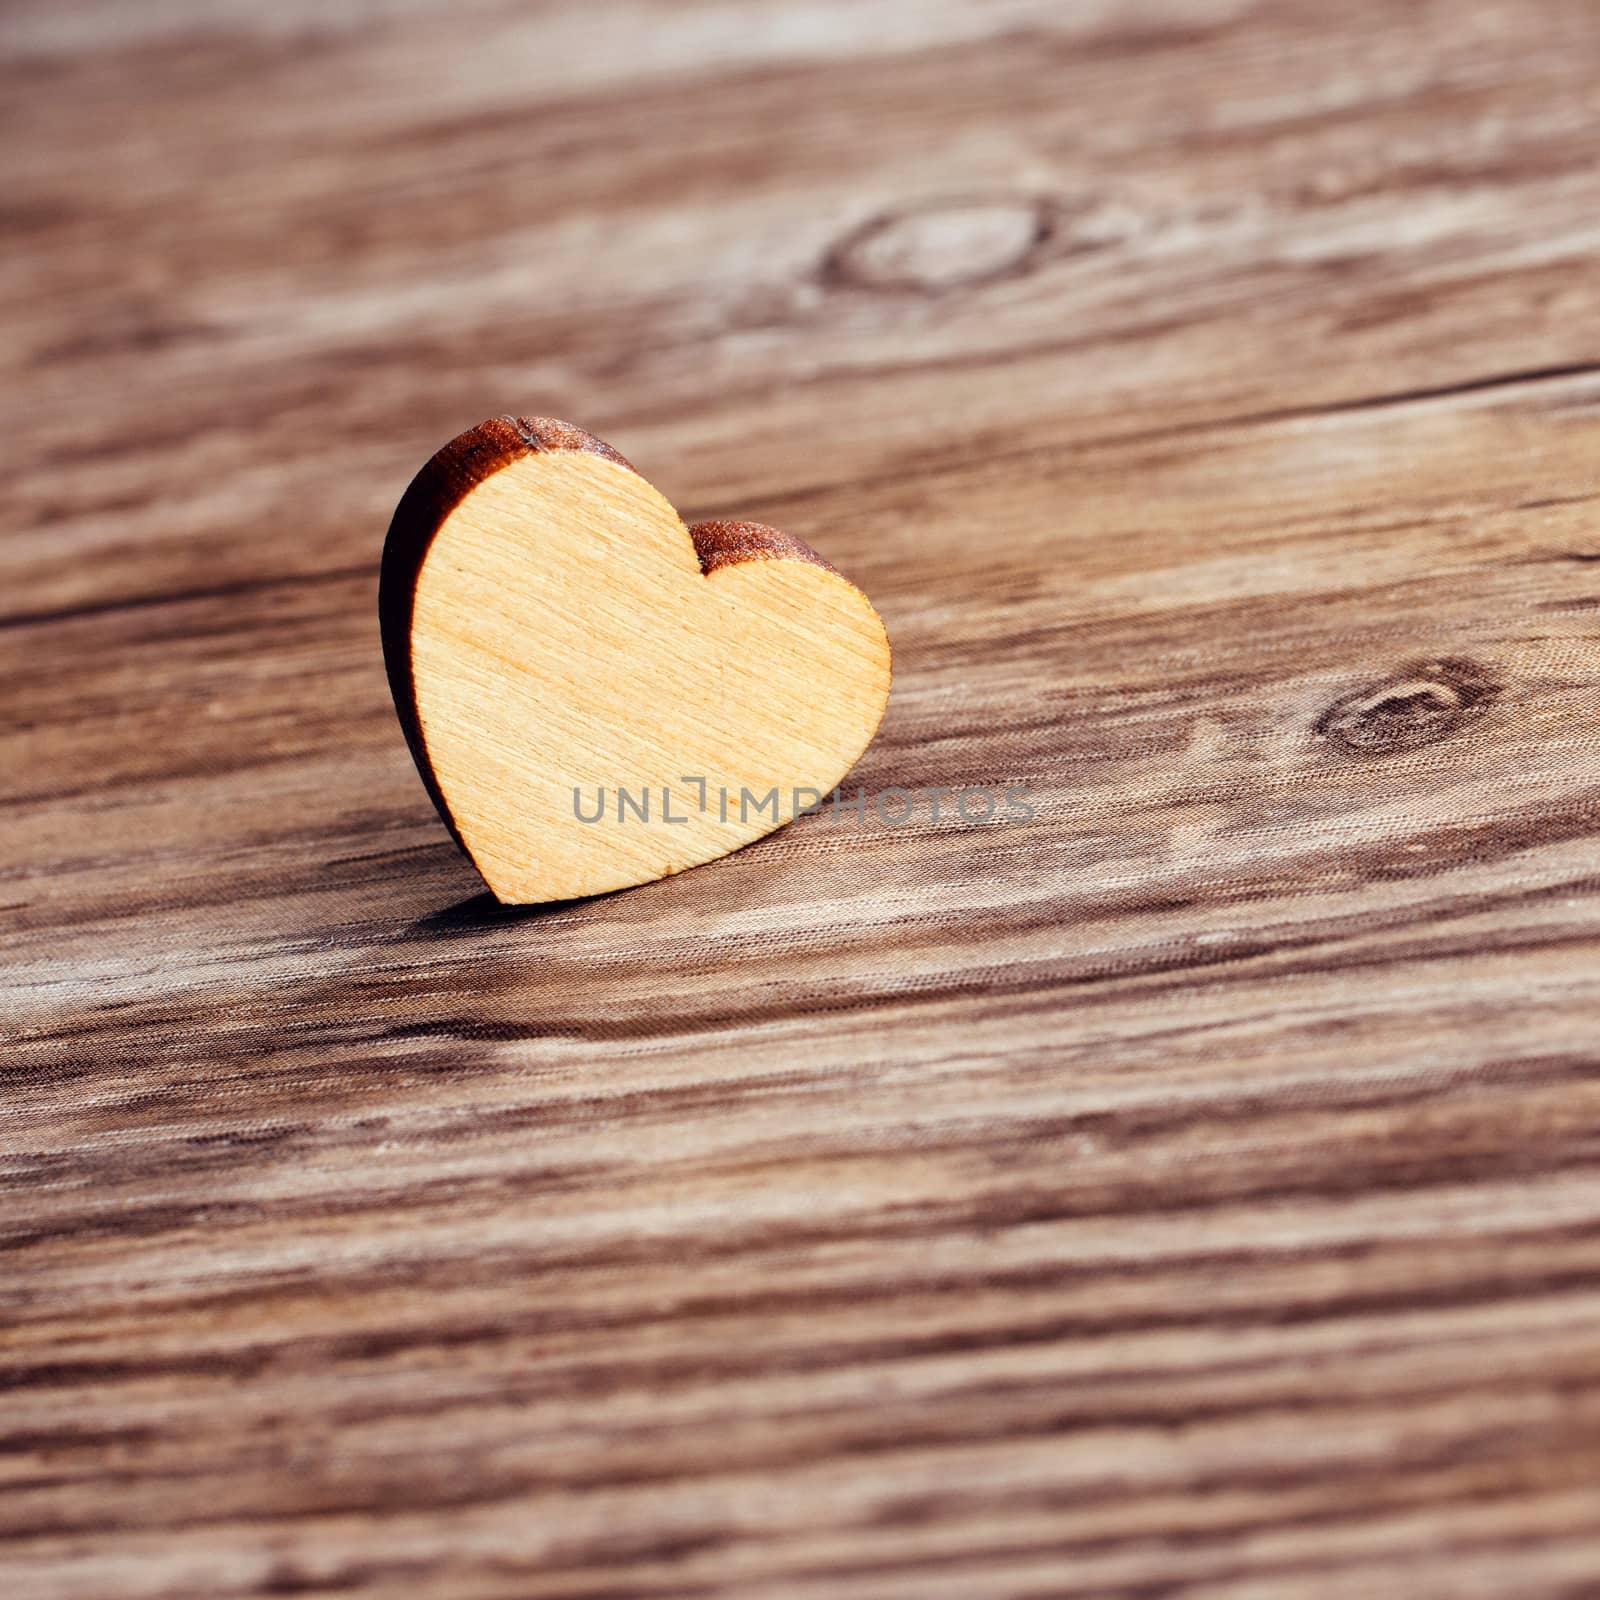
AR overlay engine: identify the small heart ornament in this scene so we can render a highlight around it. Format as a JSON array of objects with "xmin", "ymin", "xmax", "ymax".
[{"xmin": 380, "ymin": 417, "xmax": 892, "ymax": 905}]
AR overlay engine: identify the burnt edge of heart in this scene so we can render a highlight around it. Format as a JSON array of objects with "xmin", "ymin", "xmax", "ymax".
[
  {"xmin": 378, "ymin": 417, "xmax": 853, "ymax": 860},
  {"xmin": 688, "ymin": 518, "xmax": 843, "ymax": 579},
  {"xmin": 511, "ymin": 415, "xmax": 636, "ymax": 473}
]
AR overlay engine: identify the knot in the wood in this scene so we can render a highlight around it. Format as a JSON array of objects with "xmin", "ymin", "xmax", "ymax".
[
  {"xmin": 1314, "ymin": 658, "xmax": 1500, "ymax": 755},
  {"xmin": 822, "ymin": 196, "xmax": 1057, "ymax": 293}
]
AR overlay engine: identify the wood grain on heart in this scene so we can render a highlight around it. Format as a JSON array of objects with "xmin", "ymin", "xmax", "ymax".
[{"xmin": 379, "ymin": 417, "xmax": 892, "ymax": 905}]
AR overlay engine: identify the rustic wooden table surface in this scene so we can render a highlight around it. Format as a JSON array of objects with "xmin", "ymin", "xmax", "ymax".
[{"xmin": 8, "ymin": 2, "xmax": 1600, "ymax": 1596}]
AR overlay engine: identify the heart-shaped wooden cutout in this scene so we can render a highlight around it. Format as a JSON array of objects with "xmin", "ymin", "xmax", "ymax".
[{"xmin": 380, "ymin": 417, "xmax": 892, "ymax": 905}]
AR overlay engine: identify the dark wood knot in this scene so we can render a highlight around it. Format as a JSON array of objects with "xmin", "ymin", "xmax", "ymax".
[
  {"xmin": 1314, "ymin": 658, "xmax": 1501, "ymax": 755},
  {"xmin": 821, "ymin": 195, "xmax": 1067, "ymax": 293}
]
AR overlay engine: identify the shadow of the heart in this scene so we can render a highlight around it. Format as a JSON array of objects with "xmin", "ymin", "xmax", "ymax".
[{"xmin": 406, "ymin": 887, "xmax": 607, "ymax": 938}]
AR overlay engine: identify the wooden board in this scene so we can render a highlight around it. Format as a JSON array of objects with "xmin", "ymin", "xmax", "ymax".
[{"xmin": 7, "ymin": 2, "xmax": 1600, "ymax": 1595}]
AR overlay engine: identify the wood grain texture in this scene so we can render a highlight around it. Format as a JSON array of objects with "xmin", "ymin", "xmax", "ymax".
[{"xmin": 7, "ymin": 1, "xmax": 1600, "ymax": 1595}]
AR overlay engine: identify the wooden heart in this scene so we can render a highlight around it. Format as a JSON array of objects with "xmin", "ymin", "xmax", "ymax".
[{"xmin": 380, "ymin": 417, "xmax": 892, "ymax": 905}]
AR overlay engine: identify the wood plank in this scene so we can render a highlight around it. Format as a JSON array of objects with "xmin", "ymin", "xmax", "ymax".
[{"xmin": 8, "ymin": 2, "xmax": 1600, "ymax": 1597}]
